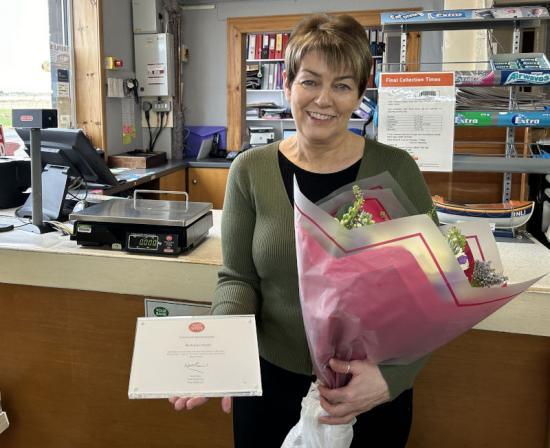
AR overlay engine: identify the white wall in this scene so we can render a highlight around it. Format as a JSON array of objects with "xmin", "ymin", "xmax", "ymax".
[
  {"xmin": 101, "ymin": 0, "xmax": 446, "ymax": 153},
  {"xmin": 442, "ymin": 0, "xmax": 491, "ymax": 70},
  {"xmin": 102, "ymin": 0, "xmax": 143, "ymax": 154},
  {"xmin": 181, "ymin": 0, "xmax": 445, "ymax": 128}
]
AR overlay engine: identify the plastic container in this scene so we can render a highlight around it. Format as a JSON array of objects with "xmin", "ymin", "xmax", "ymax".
[{"xmin": 184, "ymin": 126, "xmax": 227, "ymax": 158}]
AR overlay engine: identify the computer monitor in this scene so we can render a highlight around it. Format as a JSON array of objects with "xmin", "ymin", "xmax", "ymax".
[
  {"xmin": 15, "ymin": 128, "xmax": 118, "ymax": 186},
  {"xmin": 283, "ymin": 129, "xmax": 297, "ymax": 139}
]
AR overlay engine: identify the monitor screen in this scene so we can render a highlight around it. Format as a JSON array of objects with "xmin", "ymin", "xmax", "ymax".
[
  {"xmin": 15, "ymin": 128, "xmax": 118, "ymax": 186},
  {"xmin": 283, "ymin": 129, "xmax": 297, "ymax": 139}
]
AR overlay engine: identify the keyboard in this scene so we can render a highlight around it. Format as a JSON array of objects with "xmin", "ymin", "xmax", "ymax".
[
  {"xmin": 70, "ymin": 192, "xmax": 124, "ymax": 202},
  {"xmin": 114, "ymin": 171, "xmax": 141, "ymax": 182}
]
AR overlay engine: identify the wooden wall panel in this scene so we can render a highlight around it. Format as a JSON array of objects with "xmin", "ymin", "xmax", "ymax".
[
  {"xmin": 409, "ymin": 330, "xmax": 550, "ymax": 448},
  {"xmin": 2, "ymin": 283, "xmax": 548, "ymax": 447},
  {"xmin": 425, "ymin": 127, "xmax": 528, "ymax": 202},
  {"xmin": 426, "ymin": 172, "xmax": 522, "ymax": 203},
  {"xmin": 72, "ymin": 0, "xmax": 106, "ymax": 151},
  {"xmin": 0, "ymin": 283, "xmax": 232, "ymax": 448}
]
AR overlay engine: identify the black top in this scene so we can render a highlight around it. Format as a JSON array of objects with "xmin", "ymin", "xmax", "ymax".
[{"xmin": 278, "ymin": 150, "xmax": 361, "ymax": 205}]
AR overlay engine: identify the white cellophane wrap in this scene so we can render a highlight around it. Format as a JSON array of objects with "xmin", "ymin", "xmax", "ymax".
[
  {"xmin": 281, "ymin": 382, "xmax": 355, "ymax": 448},
  {"xmin": 283, "ymin": 174, "xmax": 544, "ymax": 448}
]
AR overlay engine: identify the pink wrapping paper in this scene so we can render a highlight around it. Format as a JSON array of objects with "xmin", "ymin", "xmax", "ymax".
[{"xmin": 294, "ymin": 177, "xmax": 543, "ymax": 389}]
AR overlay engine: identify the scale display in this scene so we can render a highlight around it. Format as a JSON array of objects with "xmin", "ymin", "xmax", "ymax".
[
  {"xmin": 128, "ymin": 234, "xmax": 160, "ymax": 251},
  {"xmin": 126, "ymin": 232, "xmax": 180, "ymax": 254}
]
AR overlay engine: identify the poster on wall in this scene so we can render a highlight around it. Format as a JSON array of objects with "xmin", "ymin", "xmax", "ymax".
[
  {"xmin": 50, "ymin": 42, "xmax": 72, "ymax": 128},
  {"xmin": 122, "ymin": 98, "xmax": 136, "ymax": 145},
  {"xmin": 377, "ymin": 72, "xmax": 455, "ymax": 172},
  {"xmin": 147, "ymin": 63, "xmax": 166, "ymax": 85}
]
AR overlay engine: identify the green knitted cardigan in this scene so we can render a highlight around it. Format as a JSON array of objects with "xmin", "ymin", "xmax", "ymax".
[{"xmin": 212, "ymin": 139, "xmax": 435, "ymax": 400}]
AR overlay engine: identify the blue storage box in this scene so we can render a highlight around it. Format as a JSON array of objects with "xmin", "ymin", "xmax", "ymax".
[{"xmin": 184, "ymin": 126, "xmax": 227, "ymax": 158}]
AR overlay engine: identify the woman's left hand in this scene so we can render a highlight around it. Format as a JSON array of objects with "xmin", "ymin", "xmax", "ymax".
[{"xmin": 317, "ymin": 358, "xmax": 390, "ymax": 425}]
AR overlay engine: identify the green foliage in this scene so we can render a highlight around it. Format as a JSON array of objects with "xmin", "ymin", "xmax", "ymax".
[
  {"xmin": 335, "ymin": 185, "xmax": 375, "ymax": 229},
  {"xmin": 446, "ymin": 226, "xmax": 466, "ymax": 256},
  {"xmin": 426, "ymin": 204, "xmax": 439, "ymax": 223},
  {"xmin": 0, "ymin": 109, "xmax": 12, "ymax": 128}
]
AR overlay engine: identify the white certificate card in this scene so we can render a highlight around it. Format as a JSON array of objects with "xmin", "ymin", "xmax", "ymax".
[{"xmin": 128, "ymin": 315, "xmax": 262, "ymax": 399}]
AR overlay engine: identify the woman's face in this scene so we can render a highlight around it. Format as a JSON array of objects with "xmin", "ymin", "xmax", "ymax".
[{"xmin": 284, "ymin": 51, "xmax": 361, "ymax": 145}]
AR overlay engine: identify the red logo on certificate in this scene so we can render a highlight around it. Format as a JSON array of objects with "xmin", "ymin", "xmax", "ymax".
[{"xmin": 188, "ymin": 322, "xmax": 205, "ymax": 332}]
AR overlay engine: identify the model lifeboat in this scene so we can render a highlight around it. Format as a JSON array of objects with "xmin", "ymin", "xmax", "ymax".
[{"xmin": 432, "ymin": 195, "xmax": 535, "ymax": 229}]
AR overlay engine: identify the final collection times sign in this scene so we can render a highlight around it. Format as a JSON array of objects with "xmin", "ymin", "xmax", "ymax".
[{"xmin": 377, "ymin": 72, "xmax": 456, "ymax": 173}]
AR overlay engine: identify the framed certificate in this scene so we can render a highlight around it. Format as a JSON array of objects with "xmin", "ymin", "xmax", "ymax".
[{"xmin": 128, "ymin": 315, "xmax": 262, "ymax": 399}]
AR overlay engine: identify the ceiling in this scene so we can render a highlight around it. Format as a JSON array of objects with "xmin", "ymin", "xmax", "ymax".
[
  {"xmin": 178, "ymin": 0, "xmax": 273, "ymax": 4},
  {"xmin": 176, "ymin": 0, "xmax": 550, "ymax": 11}
]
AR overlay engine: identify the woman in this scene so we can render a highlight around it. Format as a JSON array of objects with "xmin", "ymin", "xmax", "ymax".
[{"xmin": 171, "ymin": 13, "xmax": 434, "ymax": 447}]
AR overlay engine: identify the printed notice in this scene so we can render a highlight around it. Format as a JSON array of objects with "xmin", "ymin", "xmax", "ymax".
[
  {"xmin": 378, "ymin": 72, "xmax": 456, "ymax": 172},
  {"xmin": 128, "ymin": 315, "xmax": 262, "ymax": 399},
  {"xmin": 147, "ymin": 63, "xmax": 165, "ymax": 85}
]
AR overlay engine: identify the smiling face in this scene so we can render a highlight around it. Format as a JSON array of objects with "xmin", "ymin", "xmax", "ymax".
[{"xmin": 284, "ymin": 51, "xmax": 361, "ymax": 145}]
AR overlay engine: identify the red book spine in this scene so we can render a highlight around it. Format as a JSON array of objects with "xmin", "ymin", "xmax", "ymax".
[
  {"xmin": 268, "ymin": 34, "xmax": 276, "ymax": 59},
  {"xmin": 255, "ymin": 34, "xmax": 262, "ymax": 60},
  {"xmin": 281, "ymin": 33, "xmax": 289, "ymax": 59}
]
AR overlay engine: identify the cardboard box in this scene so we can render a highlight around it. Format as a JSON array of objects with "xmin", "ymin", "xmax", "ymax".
[{"xmin": 108, "ymin": 151, "xmax": 166, "ymax": 169}]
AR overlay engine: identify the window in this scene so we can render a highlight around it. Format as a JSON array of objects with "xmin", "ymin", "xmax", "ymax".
[{"xmin": 1, "ymin": 0, "xmax": 73, "ymax": 156}]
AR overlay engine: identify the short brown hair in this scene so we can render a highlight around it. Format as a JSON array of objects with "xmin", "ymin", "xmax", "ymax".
[{"xmin": 285, "ymin": 14, "xmax": 372, "ymax": 97}]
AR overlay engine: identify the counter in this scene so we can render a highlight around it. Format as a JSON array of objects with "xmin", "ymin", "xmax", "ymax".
[
  {"xmin": 0, "ymin": 211, "xmax": 222, "ymax": 302},
  {"xmin": 0, "ymin": 211, "xmax": 230, "ymax": 448},
  {"xmin": 0, "ymin": 212, "xmax": 548, "ymax": 447},
  {"xmin": 0, "ymin": 211, "xmax": 549, "ymax": 336}
]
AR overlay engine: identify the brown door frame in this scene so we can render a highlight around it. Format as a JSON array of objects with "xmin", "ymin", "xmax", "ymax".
[{"xmin": 226, "ymin": 9, "xmax": 420, "ymax": 150}]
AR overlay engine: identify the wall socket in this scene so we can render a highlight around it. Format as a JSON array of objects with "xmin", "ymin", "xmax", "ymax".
[
  {"xmin": 142, "ymin": 110, "xmax": 173, "ymax": 128},
  {"xmin": 153, "ymin": 101, "xmax": 171, "ymax": 112}
]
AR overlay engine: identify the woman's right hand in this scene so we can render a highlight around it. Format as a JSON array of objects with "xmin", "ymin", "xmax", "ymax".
[{"xmin": 168, "ymin": 396, "xmax": 232, "ymax": 413}]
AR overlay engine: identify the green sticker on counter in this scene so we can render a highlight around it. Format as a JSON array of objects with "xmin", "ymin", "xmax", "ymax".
[
  {"xmin": 144, "ymin": 298, "xmax": 211, "ymax": 318},
  {"xmin": 153, "ymin": 306, "xmax": 169, "ymax": 317}
]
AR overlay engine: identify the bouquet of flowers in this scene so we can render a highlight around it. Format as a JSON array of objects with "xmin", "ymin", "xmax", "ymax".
[{"xmin": 282, "ymin": 173, "xmax": 543, "ymax": 448}]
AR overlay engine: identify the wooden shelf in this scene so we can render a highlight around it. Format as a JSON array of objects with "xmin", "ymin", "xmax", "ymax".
[
  {"xmin": 246, "ymin": 118, "xmax": 293, "ymax": 121},
  {"xmin": 246, "ymin": 58, "xmax": 285, "ymax": 62},
  {"xmin": 247, "ymin": 89, "xmax": 284, "ymax": 92},
  {"xmin": 227, "ymin": 9, "xmax": 421, "ymax": 150}
]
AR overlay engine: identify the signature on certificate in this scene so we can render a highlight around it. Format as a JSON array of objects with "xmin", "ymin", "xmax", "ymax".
[{"xmin": 184, "ymin": 361, "xmax": 208, "ymax": 374}]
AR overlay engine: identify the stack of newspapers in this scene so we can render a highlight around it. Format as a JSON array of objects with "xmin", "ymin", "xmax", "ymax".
[{"xmin": 456, "ymin": 86, "xmax": 549, "ymax": 110}]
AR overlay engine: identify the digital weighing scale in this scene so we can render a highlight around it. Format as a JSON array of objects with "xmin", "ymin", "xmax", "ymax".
[{"xmin": 70, "ymin": 191, "xmax": 213, "ymax": 255}]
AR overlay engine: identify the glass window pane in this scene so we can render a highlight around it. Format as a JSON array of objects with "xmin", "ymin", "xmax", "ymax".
[{"xmin": 0, "ymin": 0, "xmax": 72, "ymax": 156}]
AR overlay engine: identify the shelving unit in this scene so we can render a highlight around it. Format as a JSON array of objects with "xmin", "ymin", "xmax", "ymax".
[
  {"xmin": 244, "ymin": 26, "xmax": 388, "ymax": 143},
  {"xmin": 381, "ymin": 7, "xmax": 550, "ymax": 202},
  {"xmin": 226, "ymin": 10, "xmax": 421, "ymax": 150}
]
